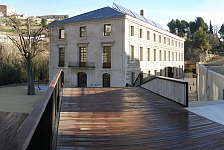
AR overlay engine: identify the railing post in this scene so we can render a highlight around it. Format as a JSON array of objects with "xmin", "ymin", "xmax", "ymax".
[{"xmin": 140, "ymin": 72, "xmax": 143, "ymax": 84}]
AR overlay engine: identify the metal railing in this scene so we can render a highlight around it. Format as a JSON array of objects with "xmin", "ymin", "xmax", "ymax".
[
  {"xmin": 133, "ymin": 72, "xmax": 156, "ymax": 86},
  {"xmin": 68, "ymin": 61, "xmax": 95, "ymax": 68},
  {"xmin": 11, "ymin": 70, "xmax": 64, "ymax": 150}
]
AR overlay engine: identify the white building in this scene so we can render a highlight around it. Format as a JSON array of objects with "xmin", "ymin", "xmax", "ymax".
[
  {"xmin": 49, "ymin": 3, "xmax": 185, "ymax": 87},
  {"xmin": 0, "ymin": 5, "xmax": 15, "ymax": 16}
]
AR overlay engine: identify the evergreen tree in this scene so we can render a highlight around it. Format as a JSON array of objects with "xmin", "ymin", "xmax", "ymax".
[
  {"xmin": 219, "ymin": 24, "xmax": 224, "ymax": 40},
  {"xmin": 167, "ymin": 19, "xmax": 176, "ymax": 34},
  {"xmin": 208, "ymin": 20, "xmax": 213, "ymax": 34},
  {"xmin": 41, "ymin": 18, "xmax": 47, "ymax": 27},
  {"xmin": 194, "ymin": 27, "xmax": 207, "ymax": 48}
]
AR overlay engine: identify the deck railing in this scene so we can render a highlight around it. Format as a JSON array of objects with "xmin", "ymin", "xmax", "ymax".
[
  {"xmin": 133, "ymin": 72, "xmax": 155, "ymax": 86},
  {"xmin": 12, "ymin": 70, "xmax": 64, "ymax": 150},
  {"xmin": 68, "ymin": 61, "xmax": 95, "ymax": 68},
  {"xmin": 141, "ymin": 76, "xmax": 188, "ymax": 107}
]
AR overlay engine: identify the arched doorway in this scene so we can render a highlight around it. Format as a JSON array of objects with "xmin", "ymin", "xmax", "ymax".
[
  {"xmin": 103, "ymin": 73, "xmax": 110, "ymax": 87},
  {"xmin": 78, "ymin": 72, "xmax": 87, "ymax": 87}
]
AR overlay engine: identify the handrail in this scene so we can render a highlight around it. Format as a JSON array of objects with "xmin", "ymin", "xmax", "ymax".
[
  {"xmin": 133, "ymin": 72, "xmax": 156, "ymax": 86},
  {"xmin": 141, "ymin": 76, "xmax": 188, "ymax": 107},
  {"xmin": 11, "ymin": 70, "xmax": 64, "ymax": 150}
]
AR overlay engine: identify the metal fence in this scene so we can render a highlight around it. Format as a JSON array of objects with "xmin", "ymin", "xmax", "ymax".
[{"xmin": 133, "ymin": 72, "xmax": 156, "ymax": 86}]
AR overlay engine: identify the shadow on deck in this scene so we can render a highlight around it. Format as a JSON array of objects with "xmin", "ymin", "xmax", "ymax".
[{"xmin": 56, "ymin": 87, "xmax": 224, "ymax": 149}]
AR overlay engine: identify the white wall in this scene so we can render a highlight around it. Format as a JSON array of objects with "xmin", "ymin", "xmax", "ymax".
[
  {"xmin": 125, "ymin": 15, "xmax": 185, "ymax": 82},
  {"xmin": 50, "ymin": 18, "xmax": 126, "ymax": 87},
  {"xmin": 50, "ymin": 12, "xmax": 185, "ymax": 87},
  {"xmin": 141, "ymin": 76, "xmax": 188, "ymax": 106},
  {"xmin": 197, "ymin": 63, "xmax": 224, "ymax": 101}
]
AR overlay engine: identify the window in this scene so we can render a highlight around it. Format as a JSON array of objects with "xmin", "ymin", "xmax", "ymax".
[
  {"xmin": 103, "ymin": 73, "xmax": 110, "ymax": 87},
  {"xmin": 172, "ymin": 52, "xmax": 174, "ymax": 61},
  {"xmin": 130, "ymin": 45, "xmax": 134, "ymax": 61},
  {"xmin": 181, "ymin": 43, "xmax": 183, "ymax": 48},
  {"xmin": 154, "ymin": 49, "xmax": 156, "ymax": 61},
  {"xmin": 102, "ymin": 46, "xmax": 111, "ymax": 68},
  {"xmin": 140, "ymin": 47, "xmax": 143, "ymax": 61},
  {"xmin": 147, "ymin": 48, "xmax": 150, "ymax": 61},
  {"xmin": 140, "ymin": 29, "xmax": 143, "ymax": 38},
  {"xmin": 154, "ymin": 33, "xmax": 156, "ymax": 41},
  {"xmin": 181, "ymin": 53, "xmax": 183, "ymax": 61},
  {"xmin": 164, "ymin": 51, "xmax": 166, "ymax": 61},
  {"xmin": 164, "ymin": 37, "xmax": 166, "ymax": 44},
  {"xmin": 172, "ymin": 40, "xmax": 174, "ymax": 46},
  {"xmin": 159, "ymin": 50, "xmax": 162, "ymax": 61},
  {"xmin": 168, "ymin": 38, "xmax": 170, "ymax": 45},
  {"xmin": 79, "ymin": 47, "xmax": 86, "ymax": 67},
  {"xmin": 59, "ymin": 48, "xmax": 65, "ymax": 67},
  {"xmin": 59, "ymin": 28, "xmax": 65, "ymax": 39},
  {"xmin": 175, "ymin": 41, "xmax": 177, "ymax": 47},
  {"xmin": 159, "ymin": 35, "xmax": 161, "ymax": 43},
  {"xmin": 104, "ymin": 24, "xmax": 111, "ymax": 36},
  {"xmin": 80, "ymin": 26, "xmax": 86, "ymax": 37},
  {"xmin": 179, "ymin": 42, "xmax": 180, "ymax": 48},
  {"xmin": 176, "ymin": 52, "xmax": 177, "ymax": 61},
  {"xmin": 131, "ymin": 26, "xmax": 134, "ymax": 36},
  {"xmin": 147, "ymin": 31, "xmax": 150, "ymax": 40},
  {"xmin": 168, "ymin": 51, "xmax": 170, "ymax": 61}
]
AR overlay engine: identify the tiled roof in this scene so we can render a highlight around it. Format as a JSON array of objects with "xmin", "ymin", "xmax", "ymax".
[
  {"xmin": 49, "ymin": 7, "xmax": 125, "ymax": 26},
  {"xmin": 49, "ymin": 3, "xmax": 163, "ymax": 30}
]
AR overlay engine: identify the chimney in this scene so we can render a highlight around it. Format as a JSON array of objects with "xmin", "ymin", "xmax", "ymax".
[{"xmin": 140, "ymin": 10, "xmax": 144, "ymax": 16}]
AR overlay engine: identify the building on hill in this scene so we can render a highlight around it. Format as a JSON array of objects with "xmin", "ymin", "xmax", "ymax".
[
  {"xmin": 49, "ymin": 3, "xmax": 185, "ymax": 87},
  {"xmin": 37, "ymin": 15, "xmax": 69, "ymax": 21},
  {"xmin": 0, "ymin": 5, "xmax": 15, "ymax": 17}
]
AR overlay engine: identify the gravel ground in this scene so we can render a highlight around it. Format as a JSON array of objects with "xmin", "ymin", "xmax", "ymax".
[{"xmin": 0, "ymin": 86, "xmax": 46, "ymax": 114}]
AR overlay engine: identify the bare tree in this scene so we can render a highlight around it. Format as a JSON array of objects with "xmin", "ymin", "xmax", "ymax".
[
  {"xmin": 7, "ymin": 18, "xmax": 47, "ymax": 95},
  {"xmin": 213, "ymin": 25, "xmax": 219, "ymax": 37}
]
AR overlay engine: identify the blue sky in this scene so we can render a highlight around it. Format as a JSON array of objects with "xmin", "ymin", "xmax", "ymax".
[{"xmin": 1, "ymin": 0, "xmax": 224, "ymax": 30}]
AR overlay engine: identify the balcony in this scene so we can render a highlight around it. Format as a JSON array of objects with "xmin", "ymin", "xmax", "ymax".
[
  {"xmin": 68, "ymin": 61, "xmax": 95, "ymax": 69},
  {"xmin": 102, "ymin": 62, "xmax": 111, "ymax": 68}
]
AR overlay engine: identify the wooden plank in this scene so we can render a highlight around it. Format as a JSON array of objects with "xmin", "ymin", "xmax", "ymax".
[
  {"xmin": 0, "ymin": 112, "xmax": 28, "ymax": 149},
  {"xmin": 57, "ymin": 87, "xmax": 224, "ymax": 149}
]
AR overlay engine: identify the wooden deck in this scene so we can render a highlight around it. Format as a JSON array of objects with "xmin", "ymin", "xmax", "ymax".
[
  {"xmin": 0, "ymin": 112, "xmax": 28, "ymax": 149},
  {"xmin": 57, "ymin": 87, "xmax": 224, "ymax": 149}
]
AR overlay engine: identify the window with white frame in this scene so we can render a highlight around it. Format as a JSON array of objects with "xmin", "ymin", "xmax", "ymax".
[
  {"xmin": 80, "ymin": 26, "xmax": 86, "ymax": 37},
  {"xmin": 140, "ymin": 47, "xmax": 143, "ymax": 61},
  {"xmin": 140, "ymin": 29, "xmax": 143, "ymax": 38},
  {"xmin": 59, "ymin": 28, "xmax": 65, "ymax": 39},
  {"xmin": 147, "ymin": 48, "xmax": 150, "ymax": 61},
  {"xmin": 147, "ymin": 31, "xmax": 150, "ymax": 40},
  {"xmin": 131, "ymin": 26, "xmax": 134, "ymax": 36},
  {"xmin": 154, "ymin": 49, "xmax": 156, "ymax": 61},
  {"xmin": 104, "ymin": 24, "xmax": 111, "ymax": 36},
  {"xmin": 130, "ymin": 45, "xmax": 134, "ymax": 61},
  {"xmin": 159, "ymin": 50, "xmax": 162, "ymax": 61}
]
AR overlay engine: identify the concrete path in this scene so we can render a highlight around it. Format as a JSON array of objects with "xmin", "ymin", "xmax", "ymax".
[{"xmin": 186, "ymin": 100, "xmax": 224, "ymax": 125}]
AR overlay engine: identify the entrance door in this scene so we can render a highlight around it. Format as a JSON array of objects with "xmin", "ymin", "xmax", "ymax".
[{"xmin": 78, "ymin": 72, "xmax": 87, "ymax": 87}]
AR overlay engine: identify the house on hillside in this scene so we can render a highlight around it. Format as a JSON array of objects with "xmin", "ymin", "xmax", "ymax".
[
  {"xmin": 49, "ymin": 3, "xmax": 185, "ymax": 87},
  {"xmin": 0, "ymin": 5, "xmax": 15, "ymax": 17}
]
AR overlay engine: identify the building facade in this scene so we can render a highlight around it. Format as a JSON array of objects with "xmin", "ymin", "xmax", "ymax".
[
  {"xmin": 49, "ymin": 4, "xmax": 185, "ymax": 87},
  {"xmin": 0, "ymin": 5, "xmax": 15, "ymax": 17}
]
